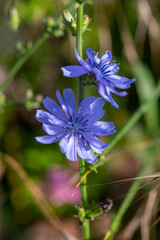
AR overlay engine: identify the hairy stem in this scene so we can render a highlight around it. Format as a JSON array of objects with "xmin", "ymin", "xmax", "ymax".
[{"xmin": 76, "ymin": 3, "xmax": 90, "ymax": 240}]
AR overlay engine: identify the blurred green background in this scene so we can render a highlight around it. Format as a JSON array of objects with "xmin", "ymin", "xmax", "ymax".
[{"xmin": 0, "ymin": 0, "xmax": 160, "ymax": 239}]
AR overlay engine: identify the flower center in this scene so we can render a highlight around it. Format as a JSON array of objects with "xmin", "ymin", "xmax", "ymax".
[
  {"xmin": 64, "ymin": 117, "xmax": 81, "ymax": 137},
  {"xmin": 68, "ymin": 120, "xmax": 79, "ymax": 132}
]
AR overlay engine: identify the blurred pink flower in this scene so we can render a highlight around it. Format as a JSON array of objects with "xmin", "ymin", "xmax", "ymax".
[{"xmin": 44, "ymin": 166, "xmax": 80, "ymax": 206}]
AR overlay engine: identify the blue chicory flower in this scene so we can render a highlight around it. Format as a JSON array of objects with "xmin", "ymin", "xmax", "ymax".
[
  {"xmin": 61, "ymin": 48, "xmax": 135, "ymax": 108},
  {"xmin": 35, "ymin": 88, "xmax": 116, "ymax": 163}
]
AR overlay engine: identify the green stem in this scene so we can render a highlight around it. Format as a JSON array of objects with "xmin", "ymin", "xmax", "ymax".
[
  {"xmin": 76, "ymin": 3, "xmax": 90, "ymax": 240},
  {"xmin": 77, "ymin": 5, "xmax": 85, "ymax": 104},
  {"xmin": 0, "ymin": 0, "xmax": 77, "ymax": 93}
]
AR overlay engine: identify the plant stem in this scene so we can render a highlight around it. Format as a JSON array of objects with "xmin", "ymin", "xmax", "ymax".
[
  {"xmin": 0, "ymin": 0, "xmax": 77, "ymax": 93},
  {"xmin": 76, "ymin": 3, "xmax": 90, "ymax": 240},
  {"xmin": 77, "ymin": 5, "xmax": 85, "ymax": 104}
]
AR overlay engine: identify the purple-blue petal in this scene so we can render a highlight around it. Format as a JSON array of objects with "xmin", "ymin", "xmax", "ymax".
[
  {"xmin": 75, "ymin": 49, "xmax": 92, "ymax": 71},
  {"xmin": 106, "ymin": 75, "xmax": 135, "ymax": 86},
  {"xmin": 116, "ymin": 84, "xmax": 132, "ymax": 89},
  {"xmin": 43, "ymin": 124, "xmax": 66, "ymax": 135},
  {"xmin": 104, "ymin": 63, "xmax": 120, "ymax": 75},
  {"xmin": 86, "ymin": 48, "xmax": 94, "ymax": 61},
  {"xmin": 88, "ymin": 121, "xmax": 116, "ymax": 136},
  {"xmin": 92, "ymin": 68, "xmax": 103, "ymax": 81},
  {"xmin": 110, "ymin": 88, "xmax": 128, "ymax": 97},
  {"xmin": 36, "ymin": 110, "xmax": 66, "ymax": 126},
  {"xmin": 56, "ymin": 90, "xmax": 69, "ymax": 118},
  {"xmin": 86, "ymin": 48, "xmax": 100, "ymax": 66},
  {"xmin": 78, "ymin": 97, "xmax": 105, "ymax": 123},
  {"xmin": 35, "ymin": 134, "xmax": 63, "ymax": 144},
  {"xmin": 63, "ymin": 88, "xmax": 76, "ymax": 120},
  {"xmin": 77, "ymin": 137, "xmax": 98, "ymax": 163},
  {"xmin": 98, "ymin": 82, "xmax": 119, "ymax": 108},
  {"xmin": 98, "ymin": 82, "xmax": 110, "ymax": 102},
  {"xmin": 77, "ymin": 96, "xmax": 97, "ymax": 121},
  {"xmin": 100, "ymin": 50, "xmax": 112, "ymax": 64},
  {"xmin": 43, "ymin": 97, "xmax": 67, "ymax": 122},
  {"xmin": 61, "ymin": 65, "xmax": 89, "ymax": 77},
  {"xmin": 82, "ymin": 133, "xmax": 109, "ymax": 154},
  {"xmin": 59, "ymin": 134, "xmax": 78, "ymax": 161}
]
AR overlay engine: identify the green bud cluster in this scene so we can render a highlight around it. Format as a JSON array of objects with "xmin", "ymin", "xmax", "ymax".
[
  {"xmin": 16, "ymin": 41, "xmax": 33, "ymax": 57},
  {"xmin": 62, "ymin": 10, "xmax": 77, "ymax": 36},
  {"xmin": 25, "ymin": 89, "xmax": 43, "ymax": 111},
  {"xmin": 44, "ymin": 17, "xmax": 64, "ymax": 37},
  {"xmin": 75, "ymin": 201, "xmax": 105, "ymax": 225},
  {"xmin": 8, "ymin": 7, "xmax": 20, "ymax": 32},
  {"xmin": 62, "ymin": 10, "xmax": 91, "ymax": 36}
]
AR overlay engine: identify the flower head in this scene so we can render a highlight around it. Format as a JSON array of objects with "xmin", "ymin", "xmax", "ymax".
[
  {"xmin": 36, "ymin": 88, "xmax": 116, "ymax": 163},
  {"xmin": 61, "ymin": 48, "xmax": 135, "ymax": 108}
]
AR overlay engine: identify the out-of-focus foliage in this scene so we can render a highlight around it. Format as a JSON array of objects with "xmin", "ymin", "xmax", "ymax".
[{"xmin": 0, "ymin": 0, "xmax": 160, "ymax": 240}]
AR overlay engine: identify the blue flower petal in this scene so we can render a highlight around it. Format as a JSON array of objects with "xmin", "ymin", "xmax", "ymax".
[
  {"xmin": 36, "ymin": 134, "xmax": 63, "ymax": 144},
  {"xmin": 92, "ymin": 68, "xmax": 103, "ymax": 81},
  {"xmin": 36, "ymin": 110, "xmax": 66, "ymax": 126},
  {"xmin": 88, "ymin": 121, "xmax": 116, "ymax": 136},
  {"xmin": 77, "ymin": 137, "xmax": 98, "ymax": 163},
  {"xmin": 83, "ymin": 133, "xmax": 109, "ymax": 154},
  {"xmin": 59, "ymin": 134, "xmax": 78, "ymax": 161},
  {"xmin": 100, "ymin": 50, "xmax": 112, "ymax": 64},
  {"xmin": 75, "ymin": 49, "xmax": 92, "ymax": 71},
  {"xmin": 110, "ymin": 88, "xmax": 128, "ymax": 97},
  {"xmin": 77, "ymin": 96, "xmax": 97, "ymax": 121},
  {"xmin": 56, "ymin": 90, "xmax": 69, "ymax": 118},
  {"xmin": 43, "ymin": 97, "xmax": 67, "ymax": 121},
  {"xmin": 106, "ymin": 75, "xmax": 135, "ymax": 86},
  {"xmin": 63, "ymin": 88, "xmax": 76, "ymax": 120},
  {"xmin": 86, "ymin": 48, "xmax": 100, "ymax": 66},
  {"xmin": 78, "ymin": 97, "xmax": 105, "ymax": 123},
  {"xmin": 43, "ymin": 124, "xmax": 66, "ymax": 135},
  {"xmin": 104, "ymin": 63, "xmax": 120, "ymax": 75},
  {"xmin": 98, "ymin": 82, "xmax": 119, "ymax": 108},
  {"xmin": 116, "ymin": 84, "xmax": 132, "ymax": 89},
  {"xmin": 86, "ymin": 48, "xmax": 94, "ymax": 61},
  {"xmin": 106, "ymin": 87, "xmax": 119, "ymax": 108},
  {"xmin": 98, "ymin": 82, "xmax": 110, "ymax": 102},
  {"xmin": 61, "ymin": 65, "xmax": 89, "ymax": 77}
]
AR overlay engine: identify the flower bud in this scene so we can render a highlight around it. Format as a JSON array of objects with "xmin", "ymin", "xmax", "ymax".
[
  {"xmin": 8, "ymin": 7, "xmax": 20, "ymax": 32},
  {"xmin": 62, "ymin": 10, "xmax": 76, "ymax": 36},
  {"xmin": 62, "ymin": 9, "xmax": 74, "ymax": 23},
  {"xmin": 44, "ymin": 17, "xmax": 55, "ymax": 33},
  {"xmin": 82, "ymin": 15, "xmax": 91, "ymax": 33}
]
